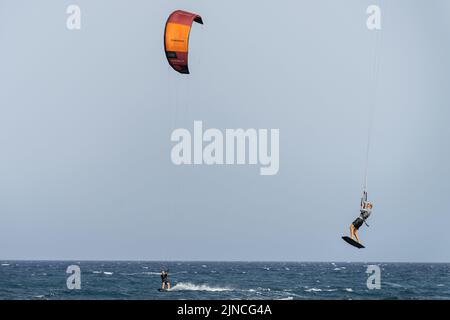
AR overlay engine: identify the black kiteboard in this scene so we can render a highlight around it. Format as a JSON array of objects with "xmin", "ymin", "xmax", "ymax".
[
  {"xmin": 157, "ymin": 288, "xmax": 170, "ymax": 292},
  {"xmin": 342, "ymin": 236, "xmax": 365, "ymax": 249}
]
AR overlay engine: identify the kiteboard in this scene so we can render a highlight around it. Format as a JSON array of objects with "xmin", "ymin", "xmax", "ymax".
[
  {"xmin": 157, "ymin": 288, "xmax": 170, "ymax": 292},
  {"xmin": 342, "ymin": 236, "xmax": 365, "ymax": 249}
]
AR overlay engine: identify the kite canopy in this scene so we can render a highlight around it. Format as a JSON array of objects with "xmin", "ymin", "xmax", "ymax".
[{"xmin": 164, "ymin": 10, "xmax": 203, "ymax": 74}]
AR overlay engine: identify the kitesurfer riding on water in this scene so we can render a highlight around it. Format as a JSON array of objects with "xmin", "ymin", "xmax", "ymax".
[
  {"xmin": 349, "ymin": 191, "xmax": 373, "ymax": 244},
  {"xmin": 161, "ymin": 270, "xmax": 170, "ymax": 290}
]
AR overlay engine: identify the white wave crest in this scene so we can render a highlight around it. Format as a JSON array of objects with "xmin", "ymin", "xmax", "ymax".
[
  {"xmin": 333, "ymin": 267, "xmax": 346, "ymax": 271},
  {"xmin": 305, "ymin": 288, "xmax": 322, "ymax": 292},
  {"xmin": 305, "ymin": 288, "xmax": 337, "ymax": 293},
  {"xmin": 170, "ymin": 282, "xmax": 232, "ymax": 292}
]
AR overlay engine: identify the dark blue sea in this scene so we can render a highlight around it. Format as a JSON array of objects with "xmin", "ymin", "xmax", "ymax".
[{"xmin": 1, "ymin": 261, "xmax": 449, "ymax": 300}]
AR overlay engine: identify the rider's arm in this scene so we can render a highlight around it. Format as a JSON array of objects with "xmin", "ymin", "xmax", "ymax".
[{"xmin": 360, "ymin": 191, "xmax": 368, "ymax": 209}]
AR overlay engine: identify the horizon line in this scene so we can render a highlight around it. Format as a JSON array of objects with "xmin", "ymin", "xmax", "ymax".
[{"xmin": 2, "ymin": 259, "xmax": 450, "ymax": 264}]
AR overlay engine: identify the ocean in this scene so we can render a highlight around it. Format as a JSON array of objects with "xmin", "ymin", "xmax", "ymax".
[{"xmin": 0, "ymin": 261, "xmax": 449, "ymax": 300}]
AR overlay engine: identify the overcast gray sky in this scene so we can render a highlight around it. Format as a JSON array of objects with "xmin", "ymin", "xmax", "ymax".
[{"xmin": 1, "ymin": 0, "xmax": 450, "ymax": 262}]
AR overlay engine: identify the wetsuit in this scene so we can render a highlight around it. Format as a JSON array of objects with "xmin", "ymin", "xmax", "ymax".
[
  {"xmin": 161, "ymin": 272, "xmax": 169, "ymax": 285},
  {"xmin": 352, "ymin": 208, "xmax": 372, "ymax": 230}
]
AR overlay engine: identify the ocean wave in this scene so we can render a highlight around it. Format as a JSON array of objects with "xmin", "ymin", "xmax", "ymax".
[
  {"xmin": 120, "ymin": 272, "xmax": 161, "ymax": 276},
  {"xmin": 248, "ymin": 287, "xmax": 271, "ymax": 293},
  {"xmin": 304, "ymin": 288, "xmax": 338, "ymax": 293},
  {"xmin": 170, "ymin": 282, "xmax": 232, "ymax": 292},
  {"xmin": 344, "ymin": 288, "xmax": 353, "ymax": 292},
  {"xmin": 305, "ymin": 288, "xmax": 322, "ymax": 292},
  {"xmin": 384, "ymin": 282, "xmax": 404, "ymax": 288},
  {"xmin": 92, "ymin": 271, "xmax": 114, "ymax": 275},
  {"xmin": 141, "ymin": 271, "xmax": 161, "ymax": 275}
]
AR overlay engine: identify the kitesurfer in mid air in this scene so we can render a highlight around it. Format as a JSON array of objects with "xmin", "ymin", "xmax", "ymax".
[
  {"xmin": 349, "ymin": 191, "xmax": 373, "ymax": 244},
  {"xmin": 161, "ymin": 270, "xmax": 170, "ymax": 290}
]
